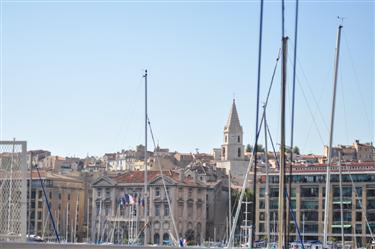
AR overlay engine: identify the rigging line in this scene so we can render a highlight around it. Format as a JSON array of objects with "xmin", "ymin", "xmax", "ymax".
[
  {"xmin": 266, "ymin": 122, "xmax": 280, "ymax": 170},
  {"xmin": 252, "ymin": 0, "xmax": 264, "ymax": 247},
  {"xmin": 264, "ymin": 48, "xmax": 282, "ymax": 107},
  {"xmin": 344, "ymin": 165, "xmax": 375, "ymax": 240},
  {"xmin": 296, "ymin": 74, "xmax": 326, "ymax": 146},
  {"xmin": 339, "ymin": 66, "xmax": 349, "ymax": 143},
  {"xmin": 342, "ymin": 32, "xmax": 372, "ymax": 134},
  {"xmin": 287, "ymin": 0, "xmax": 299, "ymax": 244},
  {"xmin": 117, "ymin": 78, "xmax": 144, "ymax": 149},
  {"xmin": 281, "ymin": 0, "xmax": 285, "ymax": 39},
  {"xmin": 293, "ymin": 54, "xmax": 330, "ymax": 133},
  {"xmin": 266, "ymin": 122, "xmax": 305, "ymax": 249},
  {"xmin": 147, "ymin": 116, "xmax": 179, "ymax": 246},
  {"xmin": 35, "ymin": 166, "xmax": 61, "ymax": 243}
]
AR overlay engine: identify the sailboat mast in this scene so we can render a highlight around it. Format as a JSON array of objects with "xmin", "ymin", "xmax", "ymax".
[
  {"xmin": 263, "ymin": 105, "xmax": 270, "ymax": 242},
  {"xmin": 278, "ymin": 36, "xmax": 288, "ymax": 249},
  {"xmin": 143, "ymin": 69, "xmax": 148, "ymax": 245},
  {"xmin": 228, "ymin": 170, "xmax": 232, "ymax": 247},
  {"xmin": 323, "ymin": 24, "xmax": 343, "ymax": 246},
  {"xmin": 339, "ymin": 152, "xmax": 344, "ymax": 246}
]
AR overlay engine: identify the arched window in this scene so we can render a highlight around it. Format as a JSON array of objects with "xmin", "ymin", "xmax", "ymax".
[{"xmin": 154, "ymin": 233, "xmax": 160, "ymax": 244}]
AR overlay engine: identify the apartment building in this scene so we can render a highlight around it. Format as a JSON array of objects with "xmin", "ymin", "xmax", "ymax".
[
  {"xmin": 27, "ymin": 170, "xmax": 87, "ymax": 242},
  {"xmin": 255, "ymin": 162, "xmax": 375, "ymax": 247}
]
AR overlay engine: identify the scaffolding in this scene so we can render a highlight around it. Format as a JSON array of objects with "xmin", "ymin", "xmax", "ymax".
[{"xmin": 0, "ymin": 140, "xmax": 27, "ymax": 242}]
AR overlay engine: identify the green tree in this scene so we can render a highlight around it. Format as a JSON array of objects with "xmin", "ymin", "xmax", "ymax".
[
  {"xmin": 246, "ymin": 144, "xmax": 253, "ymax": 152},
  {"xmin": 293, "ymin": 146, "xmax": 300, "ymax": 155},
  {"xmin": 256, "ymin": 144, "xmax": 265, "ymax": 152}
]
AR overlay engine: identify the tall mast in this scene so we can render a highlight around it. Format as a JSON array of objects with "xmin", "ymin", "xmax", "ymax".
[
  {"xmin": 228, "ymin": 170, "xmax": 232, "ymax": 247},
  {"xmin": 263, "ymin": 105, "xmax": 270, "ymax": 242},
  {"xmin": 339, "ymin": 152, "xmax": 344, "ymax": 246},
  {"xmin": 143, "ymin": 69, "xmax": 148, "ymax": 245},
  {"xmin": 278, "ymin": 36, "xmax": 288, "ymax": 249},
  {"xmin": 287, "ymin": 0, "xmax": 299, "ymax": 243},
  {"xmin": 252, "ymin": 0, "xmax": 264, "ymax": 246},
  {"xmin": 323, "ymin": 24, "xmax": 343, "ymax": 246}
]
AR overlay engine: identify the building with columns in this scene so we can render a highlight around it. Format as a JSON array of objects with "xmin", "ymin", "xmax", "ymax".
[{"xmin": 91, "ymin": 170, "xmax": 209, "ymax": 245}]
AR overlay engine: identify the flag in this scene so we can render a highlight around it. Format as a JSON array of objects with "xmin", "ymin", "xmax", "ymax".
[{"xmin": 129, "ymin": 195, "xmax": 135, "ymax": 205}]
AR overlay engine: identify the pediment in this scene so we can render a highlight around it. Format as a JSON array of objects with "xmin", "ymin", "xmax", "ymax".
[
  {"xmin": 149, "ymin": 175, "xmax": 176, "ymax": 186},
  {"xmin": 92, "ymin": 176, "xmax": 116, "ymax": 187}
]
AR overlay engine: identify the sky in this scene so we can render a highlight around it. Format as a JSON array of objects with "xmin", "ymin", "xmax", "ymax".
[{"xmin": 1, "ymin": 0, "xmax": 374, "ymax": 157}]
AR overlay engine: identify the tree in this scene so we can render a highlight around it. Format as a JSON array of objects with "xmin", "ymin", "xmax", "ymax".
[
  {"xmin": 246, "ymin": 144, "xmax": 253, "ymax": 152},
  {"xmin": 293, "ymin": 146, "xmax": 300, "ymax": 155},
  {"xmin": 245, "ymin": 144, "xmax": 265, "ymax": 153},
  {"xmin": 256, "ymin": 144, "xmax": 265, "ymax": 152}
]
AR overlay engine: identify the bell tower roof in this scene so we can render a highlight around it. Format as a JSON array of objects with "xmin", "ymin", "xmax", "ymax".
[{"xmin": 225, "ymin": 99, "xmax": 242, "ymax": 131}]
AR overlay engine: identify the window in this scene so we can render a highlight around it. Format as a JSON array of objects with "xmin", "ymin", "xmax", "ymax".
[
  {"xmin": 356, "ymin": 212, "xmax": 362, "ymax": 222},
  {"xmin": 31, "ymin": 191, "xmax": 36, "ymax": 199},
  {"xmin": 259, "ymin": 188, "xmax": 265, "ymax": 198},
  {"xmin": 301, "ymin": 211, "xmax": 318, "ymax": 221},
  {"xmin": 259, "ymin": 200, "xmax": 265, "ymax": 209},
  {"xmin": 154, "ymin": 233, "xmax": 160, "ymax": 244},
  {"xmin": 259, "ymin": 223, "xmax": 265, "ymax": 232},
  {"xmin": 155, "ymin": 204, "xmax": 160, "ymax": 216},
  {"xmin": 238, "ymin": 148, "xmax": 241, "ymax": 157},
  {"xmin": 188, "ymin": 188, "xmax": 193, "ymax": 198},
  {"xmin": 238, "ymin": 136, "xmax": 240, "ymax": 143},
  {"xmin": 222, "ymin": 147, "xmax": 226, "ymax": 158},
  {"xmin": 188, "ymin": 203, "xmax": 193, "ymax": 217},
  {"xmin": 356, "ymin": 224, "xmax": 362, "ymax": 234},
  {"xmin": 301, "ymin": 200, "xmax": 318, "ymax": 209},
  {"xmin": 164, "ymin": 205, "xmax": 169, "ymax": 216},
  {"xmin": 155, "ymin": 187, "xmax": 160, "ymax": 197},
  {"xmin": 259, "ymin": 212, "xmax": 265, "ymax": 221},
  {"xmin": 97, "ymin": 191, "xmax": 101, "ymax": 197},
  {"xmin": 68, "ymin": 193, "xmax": 71, "ymax": 201},
  {"xmin": 225, "ymin": 136, "xmax": 227, "ymax": 143},
  {"xmin": 300, "ymin": 187, "xmax": 319, "ymax": 197}
]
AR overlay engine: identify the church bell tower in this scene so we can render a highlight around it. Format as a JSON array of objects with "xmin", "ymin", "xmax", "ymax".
[{"xmin": 221, "ymin": 99, "xmax": 245, "ymax": 161}]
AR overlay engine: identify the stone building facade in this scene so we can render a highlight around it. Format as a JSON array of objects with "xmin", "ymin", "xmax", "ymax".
[
  {"xmin": 91, "ymin": 170, "xmax": 213, "ymax": 245},
  {"xmin": 27, "ymin": 170, "xmax": 87, "ymax": 242}
]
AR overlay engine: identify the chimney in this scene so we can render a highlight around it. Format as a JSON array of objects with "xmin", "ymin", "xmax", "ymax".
[{"xmin": 179, "ymin": 168, "xmax": 184, "ymax": 182}]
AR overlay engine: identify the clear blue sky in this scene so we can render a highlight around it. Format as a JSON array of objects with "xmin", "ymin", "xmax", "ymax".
[{"xmin": 1, "ymin": 0, "xmax": 374, "ymax": 157}]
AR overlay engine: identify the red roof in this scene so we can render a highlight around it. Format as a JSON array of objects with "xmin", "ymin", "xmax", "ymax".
[{"xmin": 114, "ymin": 170, "xmax": 202, "ymax": 186}]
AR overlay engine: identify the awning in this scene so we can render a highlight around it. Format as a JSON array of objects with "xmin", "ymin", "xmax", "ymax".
[
  {"xmin": 333, "ymin": 201, "xmax": 352, "ymax": 204},
  {"xmin": 331, "ymin": 224, "xmax": 352, "ymax": 228}
]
